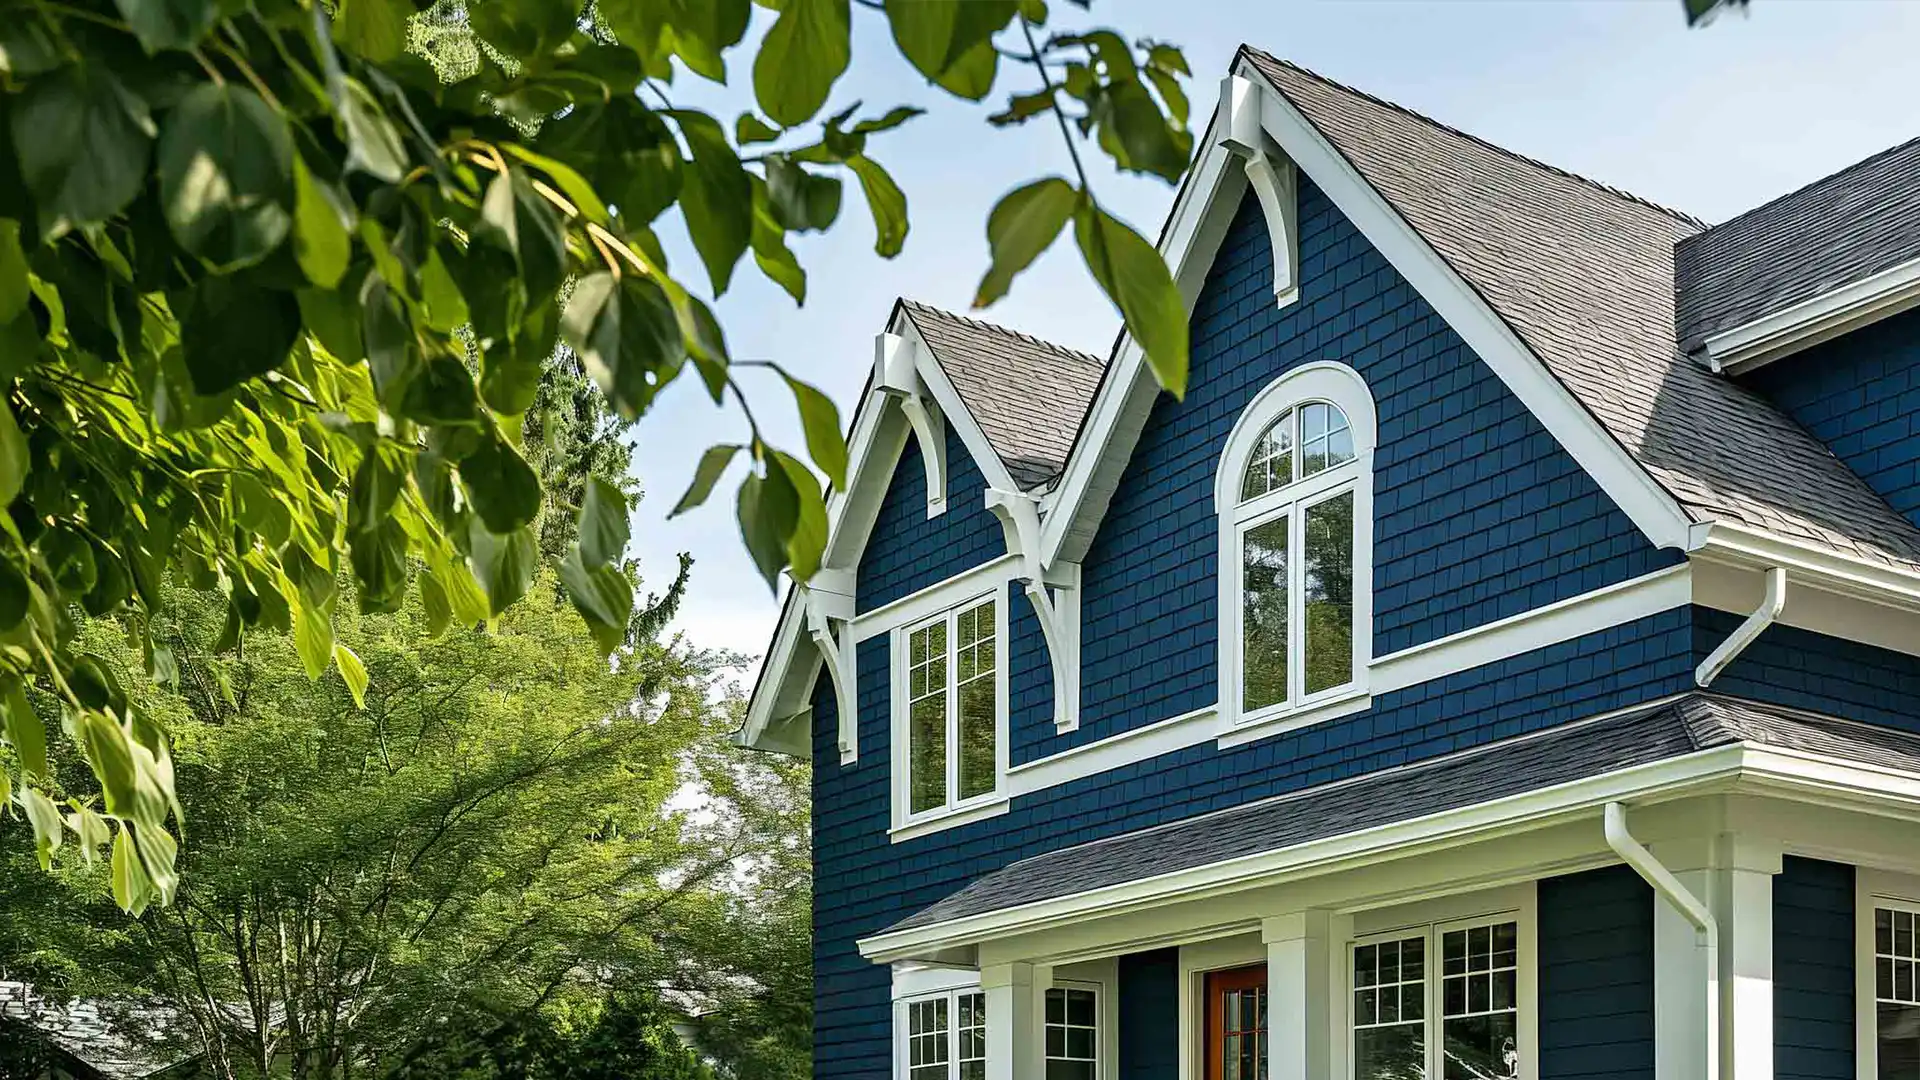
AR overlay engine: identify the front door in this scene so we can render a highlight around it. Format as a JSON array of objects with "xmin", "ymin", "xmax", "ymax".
[{"xmin": 1205, "ymin": 965, "xmax": 1268, "ymax": 1080}]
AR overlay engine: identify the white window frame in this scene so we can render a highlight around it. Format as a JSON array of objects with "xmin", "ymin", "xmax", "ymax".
[
  {"xmin": 1045, "ymin": 979, "xmax": 1104, "ymax": 1080},
  {"xmin": 1856, "ymin": 869, "xmax": 1920, "ymax": 1080},
  {"xmin": 889, "ymin": 583, "xmax": 1011, "ymax": 838},
  {"xmin": 1215, "ymin": 362, "xmax": 1377, "ymax": 742},
  {"xmin": 895, "ymin": 983, "xmax": 988, "ymax": 1080}
]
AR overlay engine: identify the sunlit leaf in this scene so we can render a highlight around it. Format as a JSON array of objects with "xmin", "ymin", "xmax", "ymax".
[
  {"xmin": 975, "ymin": 176, "xmax": 1075, "ymax": 307},
  {"xmin": 333, "ymin": 642, "xmax": 368, "ymax": 708},
  {"xmin": 158, "ymin": 83, "xmax": 297, "ymax": 272},
  {"xmin": 672, "ymin": 444, "xmax": 741, "ymax": 517},
  {"xmin": 847, "ymin": 155, "xmax": 908, "ymax": 257},
  {"xmin": 1074, "ymin": 199, "xmax": 1188, "ymax": 397},
  {"xmin": 753, "ymin": 0, "xmax": 851, "ymax": 128},
  {"xmin": 293, "ymin": 158, "xmax": 352, "ymax": 288}
]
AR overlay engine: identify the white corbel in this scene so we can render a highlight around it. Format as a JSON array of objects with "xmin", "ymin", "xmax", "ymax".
[
  {"xmin": 985, "ymin": 488, "xmax": 1081, "ymax": 733},
  {"xmin": 800, "ymin": 567, "xmax": 858, "ymax": 764},
  {"xmin": 1220, "ymin": 75, "xmax": 1300, "ymax": 308},
  {"xmin": 874, "ymin": 332, "xmax": 948, "ymax": 516}
]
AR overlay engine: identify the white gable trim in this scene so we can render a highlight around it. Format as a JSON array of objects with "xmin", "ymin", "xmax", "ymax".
[
  {"xmin": 1039, "ymin": 56, "xmax": 1694, "ymax": 570},
  {"xmin": 740, "ymin": 308, "xmax": 1030, "ymax": 755}
]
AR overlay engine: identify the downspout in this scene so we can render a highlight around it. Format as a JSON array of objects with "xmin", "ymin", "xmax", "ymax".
[
  {"xmin": 1694, "ymin": 567, "xmax": 1786, "ymax": 687},
  {"xmin": 1604, "ymin": 802, "xmax": 1719, "ymax": 1080}
]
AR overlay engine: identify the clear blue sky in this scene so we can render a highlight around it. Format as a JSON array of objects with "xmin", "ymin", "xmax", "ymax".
[{"xmin": 627, "ymin": 0, "xmax": 1920, "ymax": 686}]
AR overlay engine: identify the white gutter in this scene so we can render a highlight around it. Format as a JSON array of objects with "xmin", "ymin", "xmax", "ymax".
[
  {"xmin": 1604, "ymin": 802, "xmax": 1720, "ymax": 1080},
  {"xmin": 1694, "ymin": 566, "xmax": 1785, "ymax": 687}
]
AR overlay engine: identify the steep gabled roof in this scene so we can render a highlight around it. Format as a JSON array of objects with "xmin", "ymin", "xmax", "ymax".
[
  {"xmin": 900, "ymin": 301, "xmax": 1105, "ymax": 490},
  {"xmin": 1676, "ymin": 136, "xmax": 1920, "ymax": 350},
  {"xmin": 1243, "ymin": 49, "xmax": 1920, "ymax": 573},
  {"xmin": 881, "ymin": 692, "xmax": 1920, "ymax": 934}
]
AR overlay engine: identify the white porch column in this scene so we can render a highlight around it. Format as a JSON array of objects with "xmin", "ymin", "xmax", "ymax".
[
  {"xmin": 983, "ymin": 961, "xmax": 1049, "ymax": 1080},
  {"xmin": 1264, "ymin": 911, "xmax": 1333, "ymax": 1080},
  {"xmin": 1652, "ymin": 863, "xmax": 1717, "ymax": 1080},
  {"xmin": 1716, "ymin": 836, "xmax": 1781, "ymax": 1080}
]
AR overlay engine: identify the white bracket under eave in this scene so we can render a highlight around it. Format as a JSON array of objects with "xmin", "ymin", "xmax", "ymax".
[
  {"xmin": 875, "ymin": 332, "xmax": 948, "ymax": 517},
  {"xmin": 985, "ymin": 488, "xmax": 1081, "ymax": 733},
  {"xmin": 801, "ymin": 568, "xmax": 858, "ymax": 764},
  {"xmin": 1221, "ymin": 74, "xmax": 1300, "ymax": 309}
]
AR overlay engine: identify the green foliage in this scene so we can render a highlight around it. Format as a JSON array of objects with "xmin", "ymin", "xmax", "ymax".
[{"xmin": 0, "ymin": 0, "xmax": 1192, "ymax": 906}]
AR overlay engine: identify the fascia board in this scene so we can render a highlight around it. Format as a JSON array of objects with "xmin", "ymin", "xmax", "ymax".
[{"xmin": 1702, "ymin": 254, "xmax": 1920, "ymax": 375}]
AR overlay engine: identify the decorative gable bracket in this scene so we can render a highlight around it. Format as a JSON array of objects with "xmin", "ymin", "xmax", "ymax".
[
  {"xmin": 1221, "ymin": 75, "xmax": 1300, "ymax": 308},
  {"xmin": 800, "ymin": 567, "xmax": 858, "ymax": 764},
  {"xmin": 875, "ymin": 332, "xmax": 948, "ymax": 517},
  {"xmin": 985, "ymin": 489, "xmax": 1081, "ymax": 733}
]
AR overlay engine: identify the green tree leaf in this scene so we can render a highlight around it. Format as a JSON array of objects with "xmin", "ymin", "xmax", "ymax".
[
  {"xmin": 112, "ymin": 0, "xmax": 219, "ymax": 54},
  {"xmin": 781, "ymin": 372, "xmax": 846, "ymax": 490},
  {"xmin": 847, "ymin": 155, "xmax": 908, "ymax": 257},
  {"xmin": 736, "ymin": 113, "xmax": 782, "ymax": 145},
  {"xmin": 158, "ymin": 83, "xmax": 297, "ymax": 272},
  {"xmin": 11, "ymin": 64, "xmax": 156, "ymax": 235},
  {"xmin": 470, "ymin": 0, "xmax": 582, "ymax": 60},
  {"xmin": 462, "ymin": 433, "xmax": 542, "ymax": 534},
  {"xmin": 293, "ymin": 585, "xmax": 335, "ymax": 680},
  {"xmin": 753, "ymin": 0, "xmax": 851, "ymax": 128},
  {"xmin": 668, "ymin": 110, "xmax": 752, "ymax": 295},
  {"xmin": 0, "ymin": 19, "xmax": 62, "ymax": 77},
  {"xmin": 736, "ymin": 461, "xmax": 797, "ymax": 588},
  {"xmin": 1074, "ymin": 199, "xmax": 1188, "ymax": 398},
  {"xmin": 0, "ymin": 219, "xmax": 28, "ymax": 323},
  {"xmin": 578, "ymin": 476, "xmax": 630, "ymax": 568},
  {"xmin": 671, "ymin": 444, "xmax": 741, "ymax": 517},
  {"xmin": 772, "ymin": 450, "xmax": 826, "ymax": 582},
  {"xmin": 332, "ymin": 642, "xmax": 368, "ymax": 707},
  {"xmin": 179, "ymin": 274, "xmax": 303, "ymax": 394},
  {"xmin": 884, "ymin": 0, "xmax": 1016, "ymax": 100},
  {"xmin": 334, "ymin": 0, "xmax": 414, "ymax": 62},
  {"xmin": 2, "ymin": 680, "xmax": 47, "ymax": 781},
  {"xmin": 541, "ymin": 98, "xmax": 682, "ymax": 226},
  {"xmin": 974, "ymin": 176, "xmax": 1075, "ymax": 307},
  {"xmin": 21, "ymin": 787, "xmax": 62, "ymax": 870},
  {"xmin": 340, "ymin": 78, "xmax": 408, "ymax": 183},
  {"xmin": 557, "ymin": 544, "xmax": 633, "ymax": 654},
  {"xmin": 559, "ymin": 271, "xmax": 688, "ymax": 421},
  {"xmin": 0, "ymin": 398, "xmax": 28, "ymax": 510},
  {"xmin": 293, "ymin": 158, "xmax": 352, "ymax": 288},
  {"xmin": 749, "ymin": 181, "xmax": 806, "ymax": 303},
  {"xmin": 468, "ymin": 521, "xmax": 537, "ymax": 615}
]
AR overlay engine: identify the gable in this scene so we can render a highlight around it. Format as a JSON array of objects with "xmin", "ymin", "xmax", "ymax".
[
  {"xmin": 1060, "ymin": 184, "xmax": 1676, "ymax": 751},
  {"xmin": 856, "ymin": 424, "xmax": 1004, "ymax": 614}
]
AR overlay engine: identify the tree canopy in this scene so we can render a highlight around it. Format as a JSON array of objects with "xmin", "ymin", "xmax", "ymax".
[{"xmin": 0, "ymin": 0, "xmax": 1197, "ymax": 906}]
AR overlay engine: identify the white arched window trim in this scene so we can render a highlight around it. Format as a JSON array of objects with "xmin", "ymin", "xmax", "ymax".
[{"xmin": 1215, "ymin": 362, "xmax": 1377, "ymax": 744}]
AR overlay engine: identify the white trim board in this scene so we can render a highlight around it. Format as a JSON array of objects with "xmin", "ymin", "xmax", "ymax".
[{"xmin": 1702, "ymin": 253, "xmax": 1920, "ymax": 376}]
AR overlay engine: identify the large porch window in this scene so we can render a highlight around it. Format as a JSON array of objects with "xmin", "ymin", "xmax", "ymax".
[
  {"xmin": 895, "ymin": 982, "xmax": 1103, "ymax": 1080},
  {"xmin": 1352, "ymin": 918, "xmax": 1520, "ymax": 1080}
]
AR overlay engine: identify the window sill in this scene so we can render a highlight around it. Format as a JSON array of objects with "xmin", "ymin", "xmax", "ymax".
[
  {"xmin": 1215, "ymin": 688, "xmax": 1371, "ymax": 749},
  {"xmin": 890, "ymin": 796, "xmax": 1011, "ymax": 843}
]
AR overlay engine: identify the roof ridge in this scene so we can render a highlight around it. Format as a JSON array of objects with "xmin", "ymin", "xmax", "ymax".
[
  {"xmin": 898, "ymin": 298, "xmax": 1106, "ymax": 369},
  {"xmin": 1240, "ymin": 46, "xmax": 1709, "ymax": 230},
  {"xmin": 1680, "ymin": 133, "xmax": 1920, "ymax": 242}
]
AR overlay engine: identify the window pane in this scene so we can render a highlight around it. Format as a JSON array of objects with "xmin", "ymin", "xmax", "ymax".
[
  {"xmin": 1242, "ymin": 514, "xmax": 1290, "ymax": 712},
  {"xmin": 1355, "ymin": 1024, "xmax": 1422, "ymax": 1080},
  {"xmin": 1879, "ymin": 1002, "xmax": 1920, "ymax": 1079},
  {"xmin": 1303, "ymin": 491, "xmax": 1355, "ymax": 695},
  {"xmin": 1444, "ymin": 1012, "xmax": 1519, "ymax": 1080},
  {"xmin": 956, "ymin": 601, "xmax": 997, "ymax": 801},
  {"xmin": 1047, "ymin": 1062, "xmax": 1096, "ymax": 1080},
  {"xmin": 1242, "ymin": 416, "xmax": 1295, "ymax": 502},
  {"xmin": 910, "ymin": 691, "xmax": 947, "ymax": 814}
]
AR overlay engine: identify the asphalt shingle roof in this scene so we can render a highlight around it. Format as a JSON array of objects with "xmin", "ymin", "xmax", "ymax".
[
  {"xmin": 1676, "ymin": 137, "xmax": 1920, "ymax": 350},
  {"xmin": 1242, "ymin": 49, "xmax": 1920, "ymax": 573},
  {"xmin": 883, "ymin": 694, "xmax": 1920, "ymax": 934},
  {"xmin": 899, "ymin": 300, "xmax": 1106, "ymax": 490}
]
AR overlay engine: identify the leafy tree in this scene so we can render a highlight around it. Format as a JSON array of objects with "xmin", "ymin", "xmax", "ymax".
[{"xmin": 0, "ymin": 0, "xmax": 1195, "ymax": 902}]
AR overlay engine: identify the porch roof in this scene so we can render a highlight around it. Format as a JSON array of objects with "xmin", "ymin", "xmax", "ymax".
[{"xmin": 880, "ymin": 694, "xmax": 1920, "ymax": 937}]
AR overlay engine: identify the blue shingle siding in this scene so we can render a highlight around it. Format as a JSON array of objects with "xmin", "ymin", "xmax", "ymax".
[
  {"xmin": 1538, "ymin": 866, "xmax": 1655, "ymax": 1080},
  {"xmin": 1064, "ymin": 181, "xmax": 1674, "ymax": 756},
  {"xmin": 1775, "ymin": 856, "xmax": 1855, "ymax": 1080},
  {"xmin": 1745, "ymin": 305, "xmax": 1920, "ymax": 529},
  {"xmin": 1695, "ymin": 606, "xmax": 1920, "ymax": 733},
  {"xmin": 810, "ymin": 610, "xmax": 1693, "ymax": 1079},
  {"xmin": 1118, "ymin": 949, "xmax": 1181, "ymax": 1080},
  {"xmin": 856, "ymin": 426, "xmax": 1005, "ymax": 615}
]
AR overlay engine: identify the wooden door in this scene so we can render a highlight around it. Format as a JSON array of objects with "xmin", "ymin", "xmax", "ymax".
[{"xmin": 1205, "ymin": 965, "xmax": 1268, "ymax": 1080}]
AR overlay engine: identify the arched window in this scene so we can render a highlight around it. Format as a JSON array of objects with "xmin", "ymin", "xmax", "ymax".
[{"xmin": 1216, "ymin": 363, "xmax": 1376, "ymax": 735}]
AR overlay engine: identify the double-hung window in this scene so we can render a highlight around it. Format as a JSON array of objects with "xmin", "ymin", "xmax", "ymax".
[
  {"xmin": 904, "ymin": 990, "xmax": 987, "ymax": 1080},
  {"xmin": 1869, "ymin": 897, "xmax": 1920, "ymax": 1077},
  {"xmin": 895, "ymin": 592, "xmax": 1007, "ymax": 827},
  {"xmin": 1217, "ymin": 364, "xmax": 1374, "ymax": 735},
  {"xmin": 1352, "ymin": 917, "xmax": 1522, "ymax": 1080}
]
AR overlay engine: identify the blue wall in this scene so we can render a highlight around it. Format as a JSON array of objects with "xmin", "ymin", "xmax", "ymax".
[
  {"xmin": 1118, "ymin": 949, "xmax": 1181, "ymax": 1080},
  {"xmin": 1698, "ymin": 606, "xmax": 1920, "ymax": 734},
  {"xmin": 1538, "ymin": 866, "xmax": 1655, "ymax": 1080},
  {"xmin": 1746, "ymin": 305, "xmax": 1920, "ymax": 529},
  {"xmin": 856, "ymin": 426, "xmax": 1004, "ymax": 615},
  {"xmin": 1775, "ymin": 856, "xmax": 1855, "ymax": 1080},
  {"xmin": 1059, "ymin": 182, "xmax": 1675, "ymax": 758}
]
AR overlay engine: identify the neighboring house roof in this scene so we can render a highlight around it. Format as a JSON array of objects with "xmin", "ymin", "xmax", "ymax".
[
  {"xmin": 1241, "ymin": 48, "xmax": 1920, "ymax": 575},
  {"xmin": 0, "ymin": 982, "xmax": 195, "ymax": 1079},
  {"xmin": 1675, "ymin": 137, "xmax": 1920, "ymax": 350},
  {"xmin": 882, "ymin": 693, "xmax": 1920, "ymax": 934},
  {"xmin": 898, "ymin": 300, "xmax": 1106, "ymax": 490}
]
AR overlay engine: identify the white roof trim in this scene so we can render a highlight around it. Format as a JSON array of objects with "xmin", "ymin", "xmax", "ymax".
[
  {"xmin": 1039, "ymin": 54, "xmax": 1694, "ymax": 569},
  {"xmin": 856, "ymin": 739, "xmax": 1920, "ymax": 963},
  {"xmin": 1701, "ymin": 253, "xmax": 1920, "ymax": 376},
  {"xmin": 739, "ymin": 306, "xmax": 1024, "ymax": 755}
]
